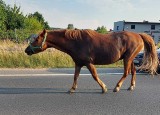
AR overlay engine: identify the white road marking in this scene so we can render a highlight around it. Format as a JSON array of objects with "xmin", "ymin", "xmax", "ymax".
[{"xmin": 0, "ymin": 73, "xmax": 148, "ymax": 77}]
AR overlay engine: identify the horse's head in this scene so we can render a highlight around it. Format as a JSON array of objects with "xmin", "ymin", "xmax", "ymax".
[{"xmin": 25, "ymin": 29, "xmax": 48, "ymax": 55}]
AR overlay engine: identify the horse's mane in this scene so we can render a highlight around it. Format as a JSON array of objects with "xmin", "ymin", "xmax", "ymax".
[{"xmin": 65, "ymin": 29, "xmax": 99, "ymax": 40}]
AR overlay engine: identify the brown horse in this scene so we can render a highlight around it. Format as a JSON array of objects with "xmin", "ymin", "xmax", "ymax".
[{"xmin": 25, "ymin": 29, "xmax": 158, "ymax": 93}]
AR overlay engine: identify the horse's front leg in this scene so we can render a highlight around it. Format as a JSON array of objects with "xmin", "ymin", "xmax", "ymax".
[
  {"xmin": 86, "ymin": 63, "xmax": 107, "ymax": 93},
  {"xmin": 69, "ymin": 65, "xmax": 82, "ymax": 94}
]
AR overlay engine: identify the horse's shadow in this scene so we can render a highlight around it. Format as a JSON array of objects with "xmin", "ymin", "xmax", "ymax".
[
  {"xmin": 0, "ymin": 88, "xmax": 66, "ymax": 94},
  {"xmin": 0, "ymin": 88, "xmax": 128, "ymax": 94}
]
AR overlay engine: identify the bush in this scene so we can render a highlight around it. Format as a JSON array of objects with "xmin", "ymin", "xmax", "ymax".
[
  {"xmin": 0, "ymin": 29, "xmax": 39, "ymax": 42},
  {"xmin": 24, "ymin": 17, "xmax": 43, "ymax": 32},
  {"xmin": 0, "ymin": 0, "xmax": 49, "ymax": 42}
]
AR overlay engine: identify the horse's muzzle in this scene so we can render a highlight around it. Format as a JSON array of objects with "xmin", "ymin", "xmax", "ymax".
[{"xmin": 25, "ymin": 46, "xmax": 33, "ymax": 55}]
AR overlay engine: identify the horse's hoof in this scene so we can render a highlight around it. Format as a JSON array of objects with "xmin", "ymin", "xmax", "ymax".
[
  {"xmin": 113, "ymin": 87, "xmax": 120, "ymax": 92},
  {"xmin": 102, "ymin": 86, "xmax": 108, "ymax": 93},
  {"xmin": 68, "ymin": 89, "xmax": 75, "ymax": 94},
  {"xmin": 128, "ymin": 86, "xmax": 135, "ymax": 91}
]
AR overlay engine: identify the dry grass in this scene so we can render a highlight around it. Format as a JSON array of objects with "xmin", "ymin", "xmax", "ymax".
[{"xmin": 0, "ymin": 40, "xmax": 74, "ymax": 68}]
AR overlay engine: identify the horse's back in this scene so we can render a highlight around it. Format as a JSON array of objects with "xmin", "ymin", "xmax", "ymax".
[{"xmin": 109, "ymin": 31, "xmax": 143, "ymax": 43}]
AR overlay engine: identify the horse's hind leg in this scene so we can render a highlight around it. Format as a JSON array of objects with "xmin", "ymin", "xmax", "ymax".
[
  {"xmin": 113, "ymin": 43, "xmax": 143, "ymax": 92},
  {"xmin": 113, "ymin": 59, "xmax": 132, "ymax": 92},
  {"xmin": 128, "ymin": 62, "xmax": 136, "ymax": 91},
  {"xmin": 69, "ymin": 65, "xmax": 82, "ymax": 93},
  {"xmin": 86, "ymin": 63, "xmax": 107, "ymax": 93}
]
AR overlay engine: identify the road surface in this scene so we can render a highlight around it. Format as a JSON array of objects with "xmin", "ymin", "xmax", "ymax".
[{"xmin": 0, "ymin": 68, "xmax": 159, "ymax": 115}]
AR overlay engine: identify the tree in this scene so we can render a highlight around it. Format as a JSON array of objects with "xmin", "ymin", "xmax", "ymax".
[
  {"xmin": 29, "ymin": 12, "xmax": 44, "ymax": 22},
  {"xmin": 5, "ymin": 4, "xmax": 25, "ymax": 30},
  {"xmin": 28, "ymin": 12, "xmax": 50, "ymax": 29},
  {"xmin": 44, "ymin": 21, "xmax": 50, "ymax": 29},
  {"xmin": 67, "ymin": 24, "xmax": 74, "ymax": 29},
  {"xmin": 24, "ymin": 16, "xmax": 43, "ymax": 32},
  {"xmin": 0, "ymin": 0, "xmax": 51, "ymax": 41},
  {"xmin": 0, "ymin": 0, "xmax": 7, "ymax": 30},
  {"xmin": 96, "ymin": 26, "xmax": 108, "ymax": 34}
]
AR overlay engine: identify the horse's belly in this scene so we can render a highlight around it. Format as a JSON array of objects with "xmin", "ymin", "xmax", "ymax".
[{"xmin": 93, "ymin": 54, "xmax": 120, "ymax": 65}]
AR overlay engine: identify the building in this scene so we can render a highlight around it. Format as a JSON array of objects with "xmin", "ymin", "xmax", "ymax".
[{"xmin": 114, "ymin": 21, "xmax": 160, "ymax": 44}]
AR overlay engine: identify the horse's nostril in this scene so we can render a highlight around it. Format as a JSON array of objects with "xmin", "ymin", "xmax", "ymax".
[
  {"xmin": 25, "ymin": 49, "xmax": 27, "ymax": 53},
  {"xmin": 25, "ymin": 47, "xmax": 33, "ymax": 55},
  {"xmin": 25, "ymin": 47, "xmax": 29, "ymax": 53}
]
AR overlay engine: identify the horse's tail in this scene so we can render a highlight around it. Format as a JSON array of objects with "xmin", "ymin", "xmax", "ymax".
[{"xmin": 139, "ymin": 33, "xmax": 159, "ymax": 74}]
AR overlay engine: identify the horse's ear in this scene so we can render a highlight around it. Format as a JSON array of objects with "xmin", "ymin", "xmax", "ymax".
[
  {"xmin": 43, "ymin": 29, "xmax": 46, "ymax": 34},
  {"xmin": 40, "ymin": 29, "xmax": 46, "ymax": 36}
]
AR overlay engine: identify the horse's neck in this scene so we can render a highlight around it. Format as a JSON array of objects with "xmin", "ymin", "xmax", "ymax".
[{"xmin": 48, "ymin": 32, "xmax": 70, "ymax": 53}]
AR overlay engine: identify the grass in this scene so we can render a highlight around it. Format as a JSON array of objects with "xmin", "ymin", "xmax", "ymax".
[{"xmin": 0, "ymin": 40, "xmax": 123, "ymax": 68}]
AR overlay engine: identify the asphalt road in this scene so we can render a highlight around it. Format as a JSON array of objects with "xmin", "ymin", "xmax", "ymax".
[{"xmin": 0, "ymin": 68, "xmax": 160, "ymax": 115}]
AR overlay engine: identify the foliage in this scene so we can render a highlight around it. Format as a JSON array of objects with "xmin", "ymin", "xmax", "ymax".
[
  {"xmin": 5, "ymin": 4, "xmax": 25, "ymax": 30},
  {"xmin": 96, "ymin": 26, "xmax": 108, "ymax": 34},
  {"xmin": 0, "ymin": 29, "xmax": 39, "ymax": 42},
  {"xmin": 28, "ymin": 11, "xmax": 50, "ymax": 29},
  {"xmin": 24, "ymin": 17, "xmax": 43, "ymax": 32},
  {"xmin": 67, "ymin": 24, "xmax": 74, "ymax": 29},
  {"xmin": 29, "ymin": 12, "xmax": 45, "ymax": 22},
  {"xmin": 0, "ymin": 0, "xmax": 50, "ymax": 42},
  {"xmin": 0, "ymin": 0, "xmax": 7, "ymax": 30}
]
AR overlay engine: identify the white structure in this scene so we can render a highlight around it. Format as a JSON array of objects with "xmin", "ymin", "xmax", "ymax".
[{"xmin": 114, "ymin": 21, "xmax": 160, "ymax": 44}]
